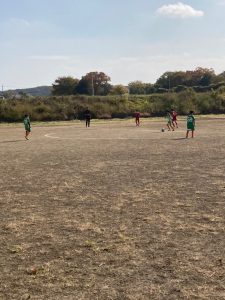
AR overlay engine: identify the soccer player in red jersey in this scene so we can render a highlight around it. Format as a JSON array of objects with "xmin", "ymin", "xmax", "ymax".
[
  {"xmin": 171, "ymin": 109, "xmax": 178, "ymax": 128},
  {"xmin": 134, "ymin": 111, "xmax": 141, "ymax": 126}
]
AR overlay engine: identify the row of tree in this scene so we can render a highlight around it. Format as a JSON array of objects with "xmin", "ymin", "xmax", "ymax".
[
  {"xmin": 52, "ymin": 72, "xmax": 128, "ymax": 96},
  {"xmin": 52, "ymin": 68, "xmax": 225, "ymax": 96},
  {"xmin": 128, "ymin": 68, "xmax": 225, "ymax": 94},
  {"xmin": 156, "ymin": 68, "xmax": 225, "ymax": 87}
]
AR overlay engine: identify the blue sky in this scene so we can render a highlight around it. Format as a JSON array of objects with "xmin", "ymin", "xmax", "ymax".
[{"xmin": 0, "ymin": 0, "xmax": 225, "ymax": 88}]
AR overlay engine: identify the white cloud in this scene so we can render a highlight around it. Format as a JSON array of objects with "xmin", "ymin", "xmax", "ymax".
[
  {"xmin": 28, "ymin": 55, "xmax": 70, "ymax": 61},
  {"xmin": 157, "ymin": 2, "xmax": 204, "ymax": 18},
  {"xmin": 8, "ymin": 18, "xmax": 31, "ymax": 27},
  {"xmin": 217, "ymin": 0, "xmax": 225, "ymax": 5}
]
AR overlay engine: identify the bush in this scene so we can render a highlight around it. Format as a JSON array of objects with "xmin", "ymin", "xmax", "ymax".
[
  {"xmin": 155, "ymin": 88, "xmax": 169, "ymax": 94},
  {"xmin": 1, "ymin": 91, "xmax": 225, "ymax": 122},
  {"xmin": 98, "ymin": 114, "xmax": 112, "ymax": 119},
  {"xmin": 173, "ymin": 85, "xmax": 188, "ymax": 93}
]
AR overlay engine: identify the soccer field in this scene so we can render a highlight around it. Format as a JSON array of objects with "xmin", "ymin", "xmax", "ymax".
[{"xmin": 0, "ymin": 119, "xmax": 225, "ymax": 300}]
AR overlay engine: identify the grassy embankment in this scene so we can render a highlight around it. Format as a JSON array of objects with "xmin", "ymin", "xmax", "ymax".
[{"xmin": 1, "ymin": 89, "xmax": 225, "ymax": 123}]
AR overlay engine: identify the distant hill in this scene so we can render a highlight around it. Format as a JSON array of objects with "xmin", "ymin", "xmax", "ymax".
[{"xmin": 6, "ymin": 86, "xmax": 52, "ymax": 97}]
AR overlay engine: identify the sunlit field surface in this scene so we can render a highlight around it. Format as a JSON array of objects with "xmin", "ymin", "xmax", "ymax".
[{"xmin": 0, "ymin": 119, "xmax": 225, "ymax": 300}]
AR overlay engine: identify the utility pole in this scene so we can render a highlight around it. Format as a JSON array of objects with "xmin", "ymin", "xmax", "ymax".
[
  {"xmin": 91, "ymin": 74, "xmax": 94, "ymax": 96},
  {"xmin": 0, "ymin": 85, "xmax": 4, "ymax": 99},
  {"xmin": 168, "ymin": 76, "xmax": 171, "ymax": 93},
  {"xmin": 0, "ymin": 85, "xmax": 4, "ymax": 97}
]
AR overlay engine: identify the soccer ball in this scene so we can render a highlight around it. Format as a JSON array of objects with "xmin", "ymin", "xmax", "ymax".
[{"xmin": 161, "ymin": 128, "xmax": 165, "ymax": 132}]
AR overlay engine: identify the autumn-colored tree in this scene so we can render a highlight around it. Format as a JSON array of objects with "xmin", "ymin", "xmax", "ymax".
[
  {"xmin": 210, "ymin": 71, "xmax": 225, "ymax": 84},
  {"xmin": 185, "ymin": 68, "xmax": 215, "ymax": 86}
]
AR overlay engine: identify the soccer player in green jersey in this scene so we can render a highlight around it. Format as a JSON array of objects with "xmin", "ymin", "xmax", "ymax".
[
  {"xmin": 186, "ymin": 111, "xmax": 195, "ymax": 138},
  {"xmin": 166, "ymin": 111, "xmax": 174, "ymax": 131},
  {"xmin": 23, "ymin": 115, "xmax": 31, "ymax": 140}
]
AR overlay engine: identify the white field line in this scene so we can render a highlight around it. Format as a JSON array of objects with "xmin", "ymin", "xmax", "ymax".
[
  {"xmin": 44, "ymin": 131, "xmax": 185, "ymax": 140},
  {"xmin": 44, "ymin": 133, "xmax": 60, "ymax": 139}
]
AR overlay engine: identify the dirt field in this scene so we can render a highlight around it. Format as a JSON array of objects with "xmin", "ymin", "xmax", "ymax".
[{"xmin": 0, "ymin": 118, "xmax": 225, "ymax": 300}]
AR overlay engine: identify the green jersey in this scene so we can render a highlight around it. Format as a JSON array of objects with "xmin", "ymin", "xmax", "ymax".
[
  {"xmin": 187, "ymin": 114, "xmax": 195, "ymax": 130},
  {"xmin": 24, "ymin": 117, "xmax": 31, "ymax": 131},
  {"xmin": 166, "ymin": 113, "xmax": 172, "ymax": 123}
]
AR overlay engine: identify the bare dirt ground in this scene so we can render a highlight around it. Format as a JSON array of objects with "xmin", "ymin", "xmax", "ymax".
[{"xmin": 0, "ymin": 118, "xmax": 225, "ymax": 300}]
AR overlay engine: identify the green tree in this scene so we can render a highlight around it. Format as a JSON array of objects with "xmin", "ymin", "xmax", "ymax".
[
  {"xmin": 76, "ymin": 78, "xmax": 92, "ymax": 95},
  {"xmin": 156, "ymin": 71, "xmax": 186, "ymax": 89},
  {"xmin": 128, "ymin": 81, "xmax": 146, "ymax": 94},
  {"xmin": 77, "ymin": 72, "xmax": 111, "ymax": 95},
  {"xmin": 156, "ymin": 68, "xmax": 216, "ymax": 89},
  {"xmin": 110, "ymin": 85, "xmax": 128, "ymax": 95},
  {"xmin": 52, "ymin": 77, "xmax": 79, "ymax": 96},
  {"xmin": 3, "ymin": 90, "xmax": 14, "ymax": 99},
  {"xmin": 145, "ymin": 83, "xmax": 155, "ymax": 94},
  {"xmin": 18, "ymin": 91, "xmax": 29, "ymax": 98}
]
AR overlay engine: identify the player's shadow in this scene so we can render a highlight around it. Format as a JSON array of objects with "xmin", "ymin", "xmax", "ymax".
[
  {"xmin": 0, "ymin": 140, "xmax": 24, "ymax": 144},
  {"xmin": 172, "ymin": 137, "xmax": 187, "ymax": 140}
]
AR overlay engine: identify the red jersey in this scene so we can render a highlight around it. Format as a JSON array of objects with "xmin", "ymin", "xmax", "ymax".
[
  {"xmin": 172, "ymin": 111, "xmax": 177, "ymax": 121},
  {"xmin": 135, "ymin": 112, "xmax": 140, "ymax": 119}
]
